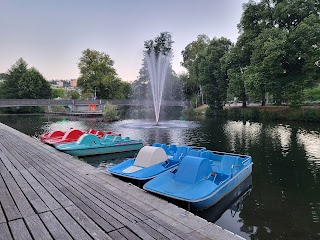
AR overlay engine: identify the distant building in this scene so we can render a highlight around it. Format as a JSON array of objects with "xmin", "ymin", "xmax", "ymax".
[
  {"xmin": 57, "ymin": 81, "xmax": 64, "ymax": 88},
  {"xmin": 70, "ymin": 79, "xmax": 77, "ymax": 87}
]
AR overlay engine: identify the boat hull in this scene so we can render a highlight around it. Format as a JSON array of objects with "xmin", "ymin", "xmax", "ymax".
[
  {"xmin": 62, "ymin": 143, "xmax": 143, "ymax": 157},
  {"xmin": 191, "ymin": 164, "xmax": 252, "ymax": 210}
]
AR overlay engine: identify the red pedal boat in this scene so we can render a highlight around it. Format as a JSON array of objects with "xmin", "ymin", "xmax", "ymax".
[{"xmin": 41, "ymin": 128, "xmax": 121, "ymax": 146}]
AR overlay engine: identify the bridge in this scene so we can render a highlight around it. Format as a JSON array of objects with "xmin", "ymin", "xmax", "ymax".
[{"xmin": 0, "ymin": 99, "xmax": 190, "ymax": 112}]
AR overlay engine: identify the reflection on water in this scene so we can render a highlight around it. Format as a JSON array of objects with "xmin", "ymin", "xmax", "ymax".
[
  {"xmin": 0, "ymin": 114, "xmax": 319, "ymax": 240},
  {"xmin": 223, "ymin": 121, "xmax": 262, "ymax": 153}
]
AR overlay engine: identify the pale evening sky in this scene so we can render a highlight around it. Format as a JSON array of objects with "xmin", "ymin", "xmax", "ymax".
[{"xmin": 0, "ymin": 0, "xmax": 248, "ymax": 81}]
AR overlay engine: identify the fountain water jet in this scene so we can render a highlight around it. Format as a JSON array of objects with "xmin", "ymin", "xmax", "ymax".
[{"xmin": 145, "ymin": 50, "xmax": 172, "ymax": 125}]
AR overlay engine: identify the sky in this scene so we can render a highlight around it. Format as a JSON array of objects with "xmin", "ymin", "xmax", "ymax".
[{"xmin": 0, "ymin": 0, "xmax": 248, "ymax": 82}]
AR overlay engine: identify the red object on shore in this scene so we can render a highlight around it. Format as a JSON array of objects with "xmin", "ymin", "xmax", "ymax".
[{"xmin": 40, "ymin": 128, "xmax": 121, "ymax": 145}]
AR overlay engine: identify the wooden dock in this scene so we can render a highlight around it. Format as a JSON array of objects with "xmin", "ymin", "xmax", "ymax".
[{"xmin": 0, "ymin": 123, "xmax": 243, "ymax": 240}]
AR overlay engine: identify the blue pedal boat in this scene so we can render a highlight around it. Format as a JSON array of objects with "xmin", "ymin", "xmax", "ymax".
[
  {"xmin": 143, "ymin": 150, "xmax": 253, "ymax": 210},
  {"xmin": 55, "ymin": 134, "xmax": 143, "ymax": 157},
  {"xmin": 107, "ymin": 144, "xmax": 195, "ymax": 182}
]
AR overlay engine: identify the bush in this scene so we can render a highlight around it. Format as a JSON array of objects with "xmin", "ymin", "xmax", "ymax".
[{"xmin": 103, "ymin": 103, "xmax": 119, "ymax": 121}]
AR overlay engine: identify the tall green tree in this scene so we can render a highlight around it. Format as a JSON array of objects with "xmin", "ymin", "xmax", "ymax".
[
  {"xmin": 2, "ymin": 58, "xmax": 28, "ymax": 99},
  {"xmin": 144, "ymin": 32, "xmax": 173, "ymax": 56},
  {"xmin": 77, "ymin": 49, "xmax": 117, "ymax": 99},
  {"xmin": 181, "ymin": 34, "xmax": 210, "ymax": 102},
  {"xmin": 18, "ymin": 67, "xmax": 52, "ymax": 99},
  {"xmin": 244, "ymin": 28, "xmax": 287, "ymax": 105},
  {"xmin": 193, "ymin": 37, "xmax": 232, "ymax": 109}
]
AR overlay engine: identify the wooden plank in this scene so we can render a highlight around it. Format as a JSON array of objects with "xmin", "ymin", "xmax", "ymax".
[
  {"xmin": 0, "ymin": 175, "xmax": 21, "ymax": 221},
  {"xmin": 126, "ymin": 222, "xmax": 156, "ymax": 240},
  {"xmin": 16, "ymin": 142, "xmax": 146, "ymax": 223},
  {"xmin": 35, "ymin": 156, "xmax": 143, "ymax": 223},
  {"xmin": 0, "ymin": 203, "xmax": 6, "ymax": 223},
  {"xmin": 65, "ymin": 205, "xmax": 112, "ymax": 240},
  {"xmin": 15, "ymin": 148, "xmax": 125, "ymax": 230},
  {"xmin": 0, "ymin": 143, "xmax": 62, "ymax": 211},
  {"xmin": 144, "ymin": 219, "xmax": 183, "ymax": 240},
  {"xmin": 0, "ymin": 223, "xmax": 12, "ymax": 240},
  {"xmin": 118, "ymin": 227, "xmax": 141, "ymax": 240},
  {"xmin": 11, "ymin": 138, "xmax": 151, "ymax": 222},
  {"xmin": 147, "ymin": 217, "xmax": 199, "ymax": 240},
  {"xmin": 19, "ymin": 169, "xmax": 61, "ymax": 210},
  {"xmin": 0, "ymin": 142, "xmax": 33, "ymax": 170},
  {"xmin": 0, "ymin": 171, "xmax": 35, "ymax": 218},
  {"xmin": 39, "ymin": 211, "xmax": 73, "ymax": 240},
  {"xmin": 20, "ymin": 150, "xmax": 130, "ymax": 227},
  {"xmin": 61, "ymin": 189, "xmax": 115, "ymax": 232},
  {"xmin": 4, "ymin": 137, "xmax": 142, "ymax": 224},
  {"xmin": 25, "ymin": 215, "xmax": 53, "ymax": 240},
  {"xmin": 0, "ymin": 151, "xmax": 15, "ymax": 172},
  {"xmin": 18, "ymin": 154, "xmax": 123, "ymax": 230},
  {"xmin": 52, "ymin": 208, "xmax": 92, "ymax": 240},
  {"xmin": 63, "ymin": 187, "xmax": 124, "ymax": 229},
  {"xmin": 137, "ymin": 221, "xmax": 168, "ymax": 240},
  {"xmin": 27, "ymin": 167, "xmax": 73, "ymax": 207},
  {"xmin": 9, "ymin": 219, "xmax": 33, "ymax": 240},
  {"xmin": 0, "ymin": 141, "xmax": 73, "ymax": 208},
  {"xmin": 66, "ymin": 185, "xmax": 132, "ymax": 226},
  {"xmin": 10, "ymin": 170, "xmax": 49, "ymax": 214},
  {"xmin": 108, "ymin": 230, "xmax": 127, "ymax": 240}
]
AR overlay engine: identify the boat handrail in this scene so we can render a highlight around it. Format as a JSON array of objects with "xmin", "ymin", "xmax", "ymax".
[
  {"xmin": 241, "ymin": 158, "xmax": 252, "ymax": 166},
  {"xmin": 206, "ymin": 150, "xmax": 249, "ymax": 158}
]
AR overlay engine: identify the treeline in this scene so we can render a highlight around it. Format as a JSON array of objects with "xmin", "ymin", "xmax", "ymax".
[
  {"xmin": 180, "ymin": 0, "xmax": 320, "ymax": 109},
  {"xmin": 0, "ymin": 49, "xmax": 132, "ymax": 102}
]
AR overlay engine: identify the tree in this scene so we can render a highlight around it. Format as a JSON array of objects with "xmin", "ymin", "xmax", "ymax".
[
  {"xmin": 144, "ymin": 32, "xmax": 173, "ymax": 56},
  {"xmin": 194, "ymin": 38, "xmax": 232, "ymax": 109},
  {"xmin": 77, "ymin": 49, "xmax": 117, "ymax": 99},
  {"xmin": 69, "ymin": 90, "xmax": 80, "ymax": 100},
  {"xmin": 181, "ymin": 35, "xmax": 210, "ymax": 102},
  {"xmin": 223, "ymin": 44, "xmax": 248, "ymax": 107},
  {"xmin": 52, "ymin": 88, "xmax": 66, "ymax": 99},
  {"xmin": 18, "ymin": 67, "xmax": 52, "ymax": 99},
  {"xmin": 2, "ymin": 58, "xmax": 28, "ymax": 99},
  {"xmin": 244, "ymin": 28, "xmax": 287, "ymax": 105},
  {"xmin": 131, "ymin": 61, "xmax": 151, "ymax": 100}
]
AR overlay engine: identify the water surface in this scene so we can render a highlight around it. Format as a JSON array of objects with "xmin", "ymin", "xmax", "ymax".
[{"xmin": 0, "ymin": 114, "xmax": 319, "ymax": 240}]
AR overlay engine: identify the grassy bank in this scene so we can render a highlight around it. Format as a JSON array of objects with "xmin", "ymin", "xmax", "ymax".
[
  {"xmin": 193, "ymin": 105, "xmax": 320, "ymax": 122},
  {"xmin": 225, "ymin": 106, "xmax": 320, "ymax": 122}
]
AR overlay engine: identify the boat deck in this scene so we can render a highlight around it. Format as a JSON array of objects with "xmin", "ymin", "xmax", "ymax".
[{"xmin": 0, "ymin": 123, "xmax": 243, "ymax": 240}]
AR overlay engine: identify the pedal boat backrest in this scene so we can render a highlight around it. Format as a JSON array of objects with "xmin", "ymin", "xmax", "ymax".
[
  {"xmin": 101, "ymin": 134, "xmax": 114, "ymax": 143},
  {"xmin": 174, "ymin": 156, "xmax": 212, "ymax": 184},
  {"xmin": 134, "ymin": 146, "xmax": 168, "ymax": 168},
  {"xmin": 171, "ymin": 146, "xmax": 192, "ymax": 161},
  {"xmin": 62, "ymin": 129, "xmax": 84, "ymax": 140},
  {"xmin": 76, "ymin": 134, "xmax": 101, "ymax": 145},
  {"xmin": 112, "ymin": 136, "xmax": 124, "ymax": 143},
  {"xmin": 220, "ymin": 155, "xmax": 240, "ymax": 177}
]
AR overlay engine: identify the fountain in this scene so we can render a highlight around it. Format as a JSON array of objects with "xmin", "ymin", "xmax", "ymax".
[{"xmin": 144, "ymin": 50, "xmax": 172, "ymax": 125}]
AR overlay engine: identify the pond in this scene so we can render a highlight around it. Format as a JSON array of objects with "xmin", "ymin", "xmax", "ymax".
[{"xmin": 0, "ymin": 114, "xmax": 319, "ymax": 240}]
